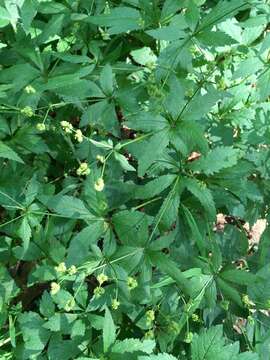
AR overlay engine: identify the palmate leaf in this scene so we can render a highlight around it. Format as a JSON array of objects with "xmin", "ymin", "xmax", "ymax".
[{"xmin": 190, "ymin": 146, "xmax": 242, "ymax": 175}]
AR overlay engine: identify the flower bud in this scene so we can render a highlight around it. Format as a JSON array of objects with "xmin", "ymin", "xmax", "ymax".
[
  {"xmin": 76, "ymin": 162, "xmax": 90, "ymax": 176},
  {"xmin": 36, "ymin": 123, "xmax": 46, "ymax": 131}
]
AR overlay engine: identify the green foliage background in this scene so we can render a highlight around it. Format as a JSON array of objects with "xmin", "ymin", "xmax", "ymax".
[{"xmin": 0, "ymin": 0, "xmax": 270, "ymax": 359}]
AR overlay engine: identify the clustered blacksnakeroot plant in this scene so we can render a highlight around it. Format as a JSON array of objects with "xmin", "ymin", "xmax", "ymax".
[{"xmin": 0, "ymin": 0, "xmax": 270, "ymax": 359}]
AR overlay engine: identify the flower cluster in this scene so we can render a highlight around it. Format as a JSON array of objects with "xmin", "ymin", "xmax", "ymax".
[
  {"xmin": 146, "ymin": 309, "xmax": 155, "ymax": 326},
  {"xmin": 97, "ymin": 273, "xmax": 108, "ymax": 285},
  {"xmin": 74, "ymin": 129, "xmax": 83, "ymax": 143},
  {"xmin": 60, "ymin": 120, "xmax": 73, "ymax": 133},
  {"xmin": 21, "ymin": 106, "xmax": 34, "ymax": 117},
  {"xmin": 127, "ymin": 276, "xmax": 138, "ymax": 290},
  {"xmin": 111, "ymin": 298, "xmax": 120, "ymax": 310},
  {"xmin": 36, "ymin": 123, "xmax": 46, "ymax": 131},
  {"xmin": 25, "ymin": 85, "xmax": 36, "ymax": 94},
  {"xmin": 76, "ymin": 162, "xmax": 90, "ymax": 176}
]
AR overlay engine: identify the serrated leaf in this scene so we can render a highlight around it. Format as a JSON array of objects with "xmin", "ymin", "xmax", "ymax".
[
  {"xmin": 184, "ymin": 178, "xmax": 216, "ymax": 220},
  {"xmin": 0, "ymin": 141, "xmax": 24, "ymax": 163},
  {"xmin": 190, "ymin": 146, "xmax": 242, "ymax": 175},
  {"xmin": 103, "ymin": 307, "xmax": 116, "ymax": 353},
  {"xmin": 148, "ymin": 251, "xmax": 189, "ymax": 294},
  {"xmin": 146, "ymin": 26, "xmax": 186, "ymax": 41},
  {"xmin": 18, "ymin": 217, "xmax": 31, "ymax": 251},
  {"xmin": 130, "ymin": 47, "xmax": 157, "ymax": 67},
  {"xmin": 48, "ymin": 195, "xmax": 95, "ymax": 220},
  {"xmin": 134, "ymin": 175, "xmax": 177, "ymax": 200},
  {"xmin": 139, "ymin": 354, "xmax": 178, "ymax": 360},
  {"xmin": 114, "ymin": 152, "xmax": 136, "ymax": 172},
  {"xmin": 197, "ymin": 1, "xmax": 248, "ymax": 32},
  {"xmin": 87, "ymin": 7, "xmax": 141, "ymax": 35},
  {"xmin": 112, "ymin": 339, "xmax": 155, "ymax": 354}
]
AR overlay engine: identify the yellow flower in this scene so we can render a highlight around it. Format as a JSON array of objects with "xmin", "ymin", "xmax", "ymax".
[
  {"xmin": 96, "ymin": 155, "xmax": 105, "ymax": 163},
  {"xmin": 144, "ymin": 330, "xmax": 154, "ymax": 339},
  {"xmin": 94, "ymin": 178, "xmax": 104, "ymax": 192},
  {"xmin": 76, "ymin": 162, "xmax": 90, "ymax": 176},
  {"xmin": 97, "ymin": 273, "xmax": 108, "ymax": 285},
  {"xmin": 127, "ymin": 276, "xmax": 138, "ymax": 290},
  {"xmin": 36, "ymin": 123, "xmax": 46, "ymax": 131},
  {"xmin": 55, "ymin": 262, "xmax": 66, "ymax": 273},
  {"xmin": 74, "ymin": 129, "xmax": 83, "ymax": 143},
  {"xmin": 25, "ymin": 85, "xmax": 36, "ymax": 94},
  {"xmin": 146, "ymin": 310, "xmax": 155, "ymax": 325},
  {"xmin": 50, "ymin": 282, "xmax": 60, "ymax": 295},
  {"xmin": 60, "ymin": 120, "xmax": 73, "ymax": 134},
  {"xmin": 111, "ymin": 299, "xmax": 120, "ymax": 310},
  {"xmin": 242, "ymin": 294, "xmax": 254, "ymax": 308},
  {"xmin": 93, "ymin": 286, "xmax": 105, "ymax": 298},
  {"xmin": 68, "ymin": 265, "xmax": 77, "ymax": 275},
  {"xmin": 21, "ymin": 106, "xmax": 34, "ymax": 117}
]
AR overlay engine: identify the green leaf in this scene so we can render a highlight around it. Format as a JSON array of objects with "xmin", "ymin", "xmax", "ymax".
[
  {"xmin": 184, "ymin": 178, "xmax": 216, "ymax": 220},
  {"xmin": 129, "ymin": 130, "xmax": 169, "ymax": 177},
  {"xmin": 18, "ymin": 312, "xmax": 50, "ymax": 353},
  {"xmin": 18, "ymin": 217, "xmax": 31, "ymax": 251},
  {"xmin": 185, "ymin": 1, "xmax": 200, "ymax": 32},
  {"xmin": 130, "ymin": 47, "xmax": 157, "ymax": 67},
  {"xmin": 114, "ymin": 152, "xmax": 136, "ymax": 172},
  {"xmin": 112, "ymin": 339, "xmax": 155, "ymax": 354},
  {"xmin": 20, "ymin": 0, "xmax": 38, "ymax": 33},
  {"xmin": 146, "ymin": 26, "xmax": 186, "ymax": 41},
  {"xmin": 191, "ymin": 325, "xmax": 232, "ymax": 360},
  {"xmin": 48, "ymin": 195, "xmax": 95, "ymax": 220},
  {"xmin": 87, "ymin": 7, "xmax": 141, "ymax": 34},
  {"xmin": 181, "ymin": 204, "xmax": 205, "ymax": 255},
  {"xmin": 197, "ymin": 1, "xmax": 248, "ymax": 32},
  {"xmin": 112, "ymin": 210, "xmax": 150, "ymax": 246},
  {"xmin": 103, "ymin": 307, "xmax": 116, "ymax": 353},
  {"xmin": 258, "ymin": 68, "xmax": 270, "ymax": 101},
  {"xmin": 139, "ymin": 354, "xmax": 177, "ymax": 360},
  {"xmin": 0, "ymin": 6, "xmax": 10, "ymax": 28},
  {"xmin": 197, "ymin": 30, "xmax": 236, "ymax": 46},
  {"xmin": 0, "ymin": 141, "xmax": 24, "ymax": 163},
  {"xmin": 216, "ymin": 278, "xmax": 243, "ymax": 307},
  {"xmin": 125, "ymin": 112, "xmax": 168, "ymax": 132},
  {"xmin": 148, "ymin": 251, "xmax": 189, "ymax": 294},
  {"xmin": 66, "ymin": 222, "xmax": 104, "ymax": 266},
  {"xmin": 190, "ymin": 146, "xmax": 242, "ymax": 175},
  {"xmin": 100, "ymin": 64, "xmax": 114, "ymax": 96},
  {"xmin": 134, "ymin": 175, "xmax": 177, "ymax": 200},
  {"xmin": 220, "ymin": 269, "xmax": 256, "ymax": 286},
  {"xmin": 36, "ymin": 14, "xmax": 65, "ymax": 45}
]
